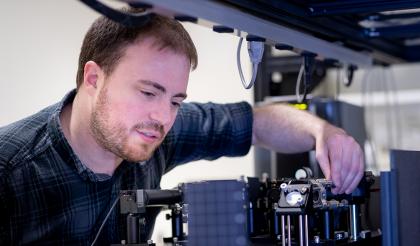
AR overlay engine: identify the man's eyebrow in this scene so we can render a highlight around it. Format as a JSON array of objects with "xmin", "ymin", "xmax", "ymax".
[
  {"xmin": 138, "ymin": 79, "xmax": 187, "ymax": 99},
  {"xmin": 138, "ymin": 80, "xmax": 166, "ymax": 93},
  {"xmin": 174, "ymin": 93, "xmax": 188, "ymax": 99}
]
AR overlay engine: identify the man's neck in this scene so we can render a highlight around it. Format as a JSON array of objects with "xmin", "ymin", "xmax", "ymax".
[{"xmin": 60, "ymin": 93, "xmax": 122, "ymax": 176}]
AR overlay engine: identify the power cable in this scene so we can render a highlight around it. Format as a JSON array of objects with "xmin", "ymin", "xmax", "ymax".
[
  {"xmin": 236, "ymin": 37, "xmax": 264, "ymax": 89},
  {"xmin": 90, "ymin": 194, "xmax": 122, "ymax": 246},
  {"xmin": 79, "ymin": 0, "xmax": 153, "ymax": 28}
]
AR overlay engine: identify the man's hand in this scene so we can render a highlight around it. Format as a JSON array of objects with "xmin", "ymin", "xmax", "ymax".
[
  {"xmin": 315, "ymin": 122, "xmax": 364, "ymax": 194},
  {"xmin": 253, "ymin": 103, "xmax": 365, "ymax": 194}
]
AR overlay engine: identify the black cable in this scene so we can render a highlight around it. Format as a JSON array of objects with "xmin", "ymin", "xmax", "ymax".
[
  {"xmin": 301, "ymin": 52, "xmax": 316, "ymax": 102},
  {"xmin": 90, "ymin": 194, "xmax": 122, "ymax": 246},
  {"xmin": 79, "ymin": 0, "xmax": 153, "ymax": 28},
  {"xmin": 344, "ymin": 65, "xmax": 357, "ymax": 87}
]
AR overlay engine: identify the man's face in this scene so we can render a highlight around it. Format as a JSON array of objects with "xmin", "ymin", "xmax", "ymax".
[{"xmin": 90, "ymin": 39, "xmax": 190, "ymax": 162}]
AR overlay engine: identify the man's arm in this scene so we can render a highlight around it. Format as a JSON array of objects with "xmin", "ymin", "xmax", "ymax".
[
  {"xmin": 252, "ymin": 103, "xmax": 364, "ymax": 194},
  {"xmin": 163, "ymin": 102, "xmax": 253, "ymax": 171}
]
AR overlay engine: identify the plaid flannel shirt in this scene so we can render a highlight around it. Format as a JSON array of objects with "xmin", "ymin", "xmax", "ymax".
[{"xmin": 0, "ymin": 89, "xmax": 252, "ymax": 245}]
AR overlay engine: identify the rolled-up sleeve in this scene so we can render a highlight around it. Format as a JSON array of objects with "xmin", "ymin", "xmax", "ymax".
[{"xmin": 162, "ymin": 101, "xmax": 253, "ymax": 172}]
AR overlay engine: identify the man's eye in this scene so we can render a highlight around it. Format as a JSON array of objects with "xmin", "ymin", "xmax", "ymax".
[
  {"xmin": 171, "ymin": 102, "xmax": 181, "ymax": 108},
  {"xmin": 141, "ymin": 91, "xmax": 155, "ymax": 97}
]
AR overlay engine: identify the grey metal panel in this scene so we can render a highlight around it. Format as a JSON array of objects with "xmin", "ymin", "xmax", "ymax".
[
  {"xmin": 380, "ymin": 171, "xmax": 399, "ymax": 246},
  {"xmin": 389, "ymin": 149, "xmax": 420, "ymax": 246}
]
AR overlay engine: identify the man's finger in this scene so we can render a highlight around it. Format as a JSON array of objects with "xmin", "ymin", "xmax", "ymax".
[
  {"xmin": 345, "ymin": 155, "xmax": 365, "ymax": 194},
  {"xmin": 329, "ymin": 138, "xmax": 343, "ymax": 193},
  {"xmin": 340, "ymin": 145, "xmax": 359, "ymax": 193},
  {"xmin": 316, "ymin": 141, "xmax": 331, "ymax": 180}
]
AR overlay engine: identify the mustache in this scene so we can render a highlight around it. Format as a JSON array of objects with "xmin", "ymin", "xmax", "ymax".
[{"xmin": 134, "ymin": 122, "xmax": 165, "ymax": 136}]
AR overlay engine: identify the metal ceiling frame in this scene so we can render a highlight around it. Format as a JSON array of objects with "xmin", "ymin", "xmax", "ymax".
[
  {"xmin": 308, "ymin": 0, "xmax": 420, "ymax": 16},
  {"xmin": 125, "ymin": 0, "xmax": 373, "ymax": 67},
  {"xmin": 224, "ymin": 0, "xmax": 419, "ymax": 63}
]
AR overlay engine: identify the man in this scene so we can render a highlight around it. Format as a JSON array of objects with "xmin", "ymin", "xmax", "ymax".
[{"xmin": 0, "ymin": 10, "xmax": 364, "ymax": 245}]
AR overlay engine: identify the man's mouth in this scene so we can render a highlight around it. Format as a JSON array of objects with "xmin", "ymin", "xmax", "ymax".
[{"xmin": 136, "ymin": 130, "xmax": 162, "ymax": 143}]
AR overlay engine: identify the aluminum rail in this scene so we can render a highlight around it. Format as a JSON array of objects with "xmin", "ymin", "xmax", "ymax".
[{"xmin": 124, "ymin": 0, "xmax": 373, "ymax": 67}]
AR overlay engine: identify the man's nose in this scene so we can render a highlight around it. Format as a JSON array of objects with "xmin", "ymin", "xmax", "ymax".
[{"xmin": 149, "ymin": 101, "xmax": 171, "ymax": 126}]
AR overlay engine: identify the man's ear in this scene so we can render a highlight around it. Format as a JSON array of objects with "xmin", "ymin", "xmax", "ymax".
[{"xmin": 83, "ymin": 61, "xmax": 103, "ymax": 94}]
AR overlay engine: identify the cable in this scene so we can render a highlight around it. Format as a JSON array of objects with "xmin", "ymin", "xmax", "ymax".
[
  {"xmin": 236, "ymin": 37, "xmax": 264, "ymax": 89},
  {"xmin": 380, "ymin": 68, "xmax": 394, "ymax": 149},
  {"xmin": 295, "ymin": 53, "xmax": 315, "ymax": 103},
  {"xmin": 79, "ymin": 0, "xmax": 153, "ymax": 28},
  {"xmin": 344, "ymin": 65, "xmax": 357, "ymax": 87},
  {"xmin": 387, "ymin": 68, "xmax": 403, "ymax": 147},
  {"xmin": 361, "ymin": 69, "xmax": 378, "ymax": 172},
  {"xmin": 90, "ymin": 194, "xmax": 122, "ymax": 246},
  {"xmin": 381, "ymin": 67, "xmax": 402, "ymax": 149},
  {"xmin": 335, "ymin": 66, "xmax": 344, "ymax": 100},
  {"xmin": 295, "ymin": 63, "xmax": 305, "ymax": 103}
]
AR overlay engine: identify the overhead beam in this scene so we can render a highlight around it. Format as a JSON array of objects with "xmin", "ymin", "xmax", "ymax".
[
  {"xmin": 309, "ymin": 0, "xmax": 420, "ymax": 16},
  {"xmin": 124, "ymin": 0, "xmax": 373, "ymax": 67}
]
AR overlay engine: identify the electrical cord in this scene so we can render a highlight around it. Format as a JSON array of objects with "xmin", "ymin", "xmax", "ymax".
[
  {"xmin": 236, "ymin": 37, "xmax": 264, "ymax": 89},
  {"xmin": 381, "ymin": 67, "xmax": 402, "ymax": 149},
  {"xmin": 90, "ymin": 194, "xmax": 122, "ymax": 246},
  {"xmin": 295, "ymin": 63, "xmax": 305, "ymax": 103},
  {"xmin": 335, "ymin": 68, "xmax": 340, "ymax": 100},
  {"xmin": 345, "ymin": 65, "xmax": 357, "ymax": 87},
  {"xmin": 295, "ymin": 53, "xmax": 316, "ymax": 103},
  {"xmin": 387, "ymin": 68, "xmax": 402, "ymax": 147},
  {"xmin": 79, "ymin": 0, "xmax": 153, "ymax": 28},
  {"xmin": 380, "ymin": 68, "xmax": 394, "ymax": 148},
  {"xmin": 362, "ymin": 69, "xmax": 378, "ymax": 172}
]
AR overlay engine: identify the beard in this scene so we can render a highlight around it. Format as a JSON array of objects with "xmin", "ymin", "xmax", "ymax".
[{"xmin": 90, "ymin": 86, "xmax": 164, "ymax": 162}]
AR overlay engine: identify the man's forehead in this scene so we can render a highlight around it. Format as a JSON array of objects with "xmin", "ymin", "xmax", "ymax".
[{"xmin": 122, "ymin": 38, "xmax": 192, "ymax": 67}]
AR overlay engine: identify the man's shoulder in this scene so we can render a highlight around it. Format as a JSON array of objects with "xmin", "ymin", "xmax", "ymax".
[{"xmin": 0, "ymin": 103, "xmax": 59, "ymax": 167}]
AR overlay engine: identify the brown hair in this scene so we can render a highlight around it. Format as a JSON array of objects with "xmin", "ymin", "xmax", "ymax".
[{"xmin": 76, "ymin": 9, "xmax": 197, "ymax": 90}]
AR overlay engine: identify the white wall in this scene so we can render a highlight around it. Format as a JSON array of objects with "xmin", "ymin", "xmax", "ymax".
[
  {"xmin": 0, "ymin": 0, "xmax": 255, "ymax": 180},
  {"xmin": 1, "ymin": 1, "xmax": 254, "ymax": 245},
  {"xmin": 0, "ymin": 1, "xmax": 93, "ymax": 125}
]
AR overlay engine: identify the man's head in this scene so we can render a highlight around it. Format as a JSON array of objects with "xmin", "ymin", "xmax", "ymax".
[
  {"xmin": 76, "ymin": 9, "xmax": 197, "ymax": 162},
  {"xmin": 76, "ymin": 9, "xmax": 197, "ymax": 89}
]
